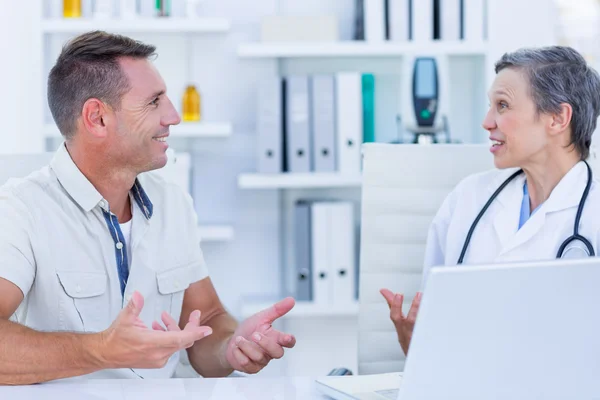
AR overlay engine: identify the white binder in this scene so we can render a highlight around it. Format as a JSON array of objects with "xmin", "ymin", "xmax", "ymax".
[
  {"xmin": 411, "ymin": 0, "xmax": 433, "ymax": 42},
  {"xmin": 364, "ymin": 0, "xmax": 386, "ymax": 42},
  {"xmin": 464, "ymin": 0, "xmax": 485, "ymax": 42},
  {"xmin": 285, "ymin": 76, "xmax": 312, "ymax": 173},
  {"xmin": 310, "ymin": 75, "xmax": 337, "ymax": 172},
  {"xmin": 335, "ymin": 73, "xmax": 363, "ymax": 174},
  {"xmin": 441, "ymin": 0, "xmax": 461, "ymax": 41},
  {"xmin": 311, "ymin": 202, "xmax": 331, "ymax": 305},
  {"xmin": 329, "ymin": 202, "xmax": 356, "ymax": 305},
  {"xmin": 389, "ymin": 0, "xmax": 410, "ymax": 42},
  {"xmin": 257, "ymin": 77, "xmax": 283, "ymax": 173}
]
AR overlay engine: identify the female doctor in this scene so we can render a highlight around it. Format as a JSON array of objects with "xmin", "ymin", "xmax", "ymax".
[{"xmin": 381, "ymin": 45, "xmax": 600, "ymax": 356}]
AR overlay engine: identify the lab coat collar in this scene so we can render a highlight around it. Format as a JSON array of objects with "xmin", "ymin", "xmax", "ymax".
[{"xmin": 490, "ymin": 161, "xmax": 588, "ymax": 257}]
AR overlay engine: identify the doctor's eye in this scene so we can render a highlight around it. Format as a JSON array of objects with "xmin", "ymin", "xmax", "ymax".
[
  {"xmin": 497, "ymin": 101, "xmax": 508, "ymax": 110},
  {"xmin": 149, "ymin": 97, "xmax": 160, "ymax": 107}
]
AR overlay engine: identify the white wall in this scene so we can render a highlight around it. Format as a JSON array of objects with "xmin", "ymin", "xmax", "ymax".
[{"xmin": 1, "ymin": 0, "xmax": 559, "ymax": 377}]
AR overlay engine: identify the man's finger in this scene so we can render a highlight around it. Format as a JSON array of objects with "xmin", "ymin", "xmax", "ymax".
[
  {"xmin": 162, "ymin": 327, "xmax": 213, "ymax": 349},
  {"xmin": 407, "ymin": 292, "xmax": 422, "ymax": 322},
  {"xmin": 121, "ymin": 291, "xmax": 144, "ymax": 322},
  {"xmin": 255, "ymin": 297, "xmax": 295, "ymax": 324},
  {"xmin": 183, "ymin": 310, "xmax": 201, "ymax": 331},
  {"xmin": 250, "ymin": 332, "xmax": 285, "ymax": 359},
  {"xmin": 380, "ymin": 288, "xmax": 395, "ymax": 308},
  {"xmin": 152, "ymin": 321, "xmax": 166, "ymax": 331},
  {"xmin": 235, "ymin": 336, "xmax": 270, "ymax": 366},
  {"xmin": 233, "ymin": 345, "xmax": 255, "ymax": 371},
  {"xmin": 161, "ymin": 312, "xmax": 181, "ymax": 332},
  {"xmin": 390, "ymin": 293, "xmax": 405, "ymax": 322}
]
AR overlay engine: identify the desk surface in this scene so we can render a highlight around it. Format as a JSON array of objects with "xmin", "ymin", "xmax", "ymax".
[{"xmin": 0, "ymin": 376, "xmax": 337, "ymax": 400}]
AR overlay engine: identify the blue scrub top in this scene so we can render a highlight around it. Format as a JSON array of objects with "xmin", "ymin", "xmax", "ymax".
[{"xmin": 519, "ymin": 182, "xmax": 543, "ymax": 229}]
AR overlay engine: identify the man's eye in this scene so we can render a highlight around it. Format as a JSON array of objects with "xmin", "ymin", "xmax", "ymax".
[{"xmin": 150, "ymin": 98, "xmax": 160, "ymax": 106}]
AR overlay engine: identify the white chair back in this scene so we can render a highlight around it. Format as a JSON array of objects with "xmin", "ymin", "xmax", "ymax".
[{"xmin": 357, "ymin": 143, "xmax": 494, "ymax": 375}]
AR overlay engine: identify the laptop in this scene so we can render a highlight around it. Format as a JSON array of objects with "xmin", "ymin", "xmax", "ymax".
[{"xmin": 316, "ymin": 257, "xmax": 600, "ymax": 399}]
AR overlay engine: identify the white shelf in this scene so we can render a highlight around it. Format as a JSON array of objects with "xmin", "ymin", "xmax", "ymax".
[
  {"xmin": 238, "ymin": 41, "xmax": 488, "ymax": 59},
  {"xmin": 41, "ymin": 18, "xmax": 231, "ymax": 34},
  {"xmin": 197, "ymin": 225, "xmax": 234, "ymax": 242},
  {"xmin": 241, "ymin": 300, "xmax": 359, "ymax": 319},
  {"xmin": 43, "ymin": 122, "xmax": 232, "ymax": 139},
  {"xmin": 238, "ymin": 173, "xmax": 362, "ymax": 189}
]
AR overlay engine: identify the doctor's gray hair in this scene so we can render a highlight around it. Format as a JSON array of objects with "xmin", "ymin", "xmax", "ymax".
[{"xmin": 495, "ymin": 46, "xmax": 600, "ymax": 160}]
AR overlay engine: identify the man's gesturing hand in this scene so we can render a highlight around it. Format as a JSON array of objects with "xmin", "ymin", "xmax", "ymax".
[
  {"xmin": 97, "ymin": 291, "xmax": 213, "ymax": 369},
  {"xmin": 224, "ymin": 297, "xmax": 296, "ymax": 374}
]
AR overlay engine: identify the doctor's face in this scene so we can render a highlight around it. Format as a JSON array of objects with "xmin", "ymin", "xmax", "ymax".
[{"xmin": 482, "ymin": 68, "xmax": 552, "ymax": 169}]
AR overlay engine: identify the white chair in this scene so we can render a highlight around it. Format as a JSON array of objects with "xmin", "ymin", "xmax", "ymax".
[{"xmin": 356, "ymin": 143, "xmax": 495, "ymax": 375}]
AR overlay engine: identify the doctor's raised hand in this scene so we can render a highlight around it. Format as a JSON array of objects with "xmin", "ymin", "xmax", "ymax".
[
  {"xmin": 380, "ymin": 289, "xmax": 422, "ymax": 355},
  {"xmin": 222, "ymin": 297, "xmax": 297, "ymax": 374},
  {"xmin": 382, "ymin": 45, "xmax": 600, "ymax": 357}
]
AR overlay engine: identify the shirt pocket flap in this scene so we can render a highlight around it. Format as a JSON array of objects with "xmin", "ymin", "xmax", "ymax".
[
  {"xmin": 56, "ymin": 271, "xmax": 107, "ymax": 298},
  {"xmin": 156, "ymin": 264, "xmax": 195, "ymax": 295}
]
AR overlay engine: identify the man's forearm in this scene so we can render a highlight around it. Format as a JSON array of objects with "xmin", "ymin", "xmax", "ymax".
[
  {"xmin": 0, "ymin": 319, "xmax": 105, "ymax": 385},
  {"xmin": 187, "ymin": 311, "xmax": 237, "ymax": 377}
]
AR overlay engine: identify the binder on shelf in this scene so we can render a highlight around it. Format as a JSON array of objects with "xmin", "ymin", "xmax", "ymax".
[
  {"xmin": 335, "ymin": 72, "xmax": 363, "ymax": 174},
  {"xmin": 294, "ymin": 201, "xmax": 312, "ymax": 302},
  {"xmin": 329, "ymin": 202, "xmax": 356, "ymax": 306},
  {"xmin": 310, "ymin": 75, "xmax": 337, "ymax": 173},
  {"xmin": 256, "ymin": 77, "xmax": 283, "ymax": 174},
  {"xmin": 311, "ymin": 202, "xmax": 331, "ymax": 305},
  {"xmin": 362, "ymin": 74, "xmax": 375, "ymax": 143},
  {"xmin": 364, "ymin": 0, "xmax": 386, "ymax": 42},
  {"xmin": 441, "ymin": 0, "xmax": 461, "ymax": 41},
  {"xmin": 388, "ymin": 0, "xmax": 410, "ymax": 42},
  {"xmin": 411, "ymin": 0, "xmax": 433, "ymax": 42},
  {"xmin": 285, "ymin": 75, "xmax": 311, "ymax": 173},
  {"xmin": 463, "ymin": 0, "xmax": 485, "ymax": 42}
]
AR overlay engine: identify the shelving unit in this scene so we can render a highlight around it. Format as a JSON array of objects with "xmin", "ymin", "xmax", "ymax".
[
  {"xmin": 238, "ymin": 41, "xmax": 488, "ymax": 59},
  {"xmin": 238, "ymin": 173, "xmax": 362, "ymax": 189},
  {"xmin": 41, "ymin": 18, "xmax": 231, "ymax": 34},
  {"xmin": 241, "ymin": 300, "xmax": 359, "ymax": 319},
  {"xmin": 43, "ymin": 122, "xmax": 233, "ymax": 139}
]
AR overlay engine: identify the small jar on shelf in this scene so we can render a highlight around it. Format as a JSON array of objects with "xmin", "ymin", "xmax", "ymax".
[
  {"xmin": 182, "ymin": 85, "xmax": 201, "ymax": 122},
  {"xmin": 63, "ymin": 0, "xmax": 82, "ymax": 18}
]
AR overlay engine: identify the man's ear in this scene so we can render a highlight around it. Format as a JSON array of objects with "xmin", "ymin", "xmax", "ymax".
[
  {"xmin": 548, "ymin": 103, "xmax": 573, "ymax": 137},
  {"xmin": 81, "ymin": 98, "xmax": 110, "ymax": 139}
]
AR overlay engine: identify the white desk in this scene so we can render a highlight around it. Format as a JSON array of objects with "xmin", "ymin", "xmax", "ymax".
[{"xmin": 0, "ymin": 376, "xmax": 337, "ymax": 399}]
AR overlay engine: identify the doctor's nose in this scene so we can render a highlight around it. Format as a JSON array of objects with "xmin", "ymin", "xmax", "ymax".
[{"xmin": 481, "ymin": 108, "xmax": 496, "ymax": 131}]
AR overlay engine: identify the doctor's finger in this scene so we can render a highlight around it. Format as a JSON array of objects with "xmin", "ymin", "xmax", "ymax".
[
  {"xmin": 406, "ymin": 292, "xmax": 422, "ymax": 322},
  {"xmin": 380, "ymin": 288, "xmax": 395, "ymax": 308},
  {"xmin": 389, "ymin": 294, "xmax": 405, "ymax": 322}
]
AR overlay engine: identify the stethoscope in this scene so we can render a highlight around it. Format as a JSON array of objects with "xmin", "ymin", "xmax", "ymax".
[{"xmin": 457, "ymin": 161, "xmax": 595, "ymax": 264}]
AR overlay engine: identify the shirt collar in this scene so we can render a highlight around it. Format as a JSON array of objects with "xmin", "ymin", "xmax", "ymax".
[{"xmin": 50, "ymin": 143, "xmax": 154, "ymax": 219}]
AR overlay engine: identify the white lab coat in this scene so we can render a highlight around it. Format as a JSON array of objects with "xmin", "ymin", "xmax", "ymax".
[{"xmin": 421, "ymin": 161, "xmax": 600, "ymax": 287}]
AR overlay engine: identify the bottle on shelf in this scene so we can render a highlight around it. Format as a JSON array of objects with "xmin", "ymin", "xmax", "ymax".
[
  {"xmin": 182, "ymin": 85, "xmax": 201, "ymax": 122},
  {"xmin": 63, "ymin": 0, "xmax": 82, "ymax": 18}
]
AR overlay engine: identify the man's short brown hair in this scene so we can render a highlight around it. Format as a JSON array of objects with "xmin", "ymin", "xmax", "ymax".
[{"xmin": 47, "ymin": 30, "xmax": 156, "ymax": 139}]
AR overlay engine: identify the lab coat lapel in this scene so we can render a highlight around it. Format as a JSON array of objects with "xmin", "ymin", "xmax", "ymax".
[
  {"xmin": 491, "ymin": 170, "xmax": 526, "ymax": 252},
  {"xmin": 496, "ymin": 161, "xmax": 586, "ymax": 257}
]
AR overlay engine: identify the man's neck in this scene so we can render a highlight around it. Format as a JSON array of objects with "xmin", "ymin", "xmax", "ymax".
[{"xmin": 65, "ymin": 142, "xmax": 135, "ymax": 223}]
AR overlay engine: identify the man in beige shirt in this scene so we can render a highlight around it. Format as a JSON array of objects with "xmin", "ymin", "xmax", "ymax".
[{"xmin": 0, "ymin": 30, "xmax": 296, "ymax": 384}]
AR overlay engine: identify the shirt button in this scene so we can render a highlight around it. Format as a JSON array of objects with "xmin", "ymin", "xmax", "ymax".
[
  {"xmin": 76, "ymin": 285, "xmax": 81, "ymax": 293},
  {"xmin": 174, "ymin": 281, "xmax": 179, "ymax": 289},
  {"xmin": 99, "ymin": 200, "xmax": 106, "ymax": 208},
  {"xmin": 116, "ymin": 242, "xmax": 124, "ymax": 250}
]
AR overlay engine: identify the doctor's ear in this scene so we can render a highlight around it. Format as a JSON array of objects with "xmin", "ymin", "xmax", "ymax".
[{"xmin": 548, "ymin": 103, "xmax": 573, "ymax": 136}]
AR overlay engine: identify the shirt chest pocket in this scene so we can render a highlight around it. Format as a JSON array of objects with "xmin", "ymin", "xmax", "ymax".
[
  {"xmin": 56, "ymin": 270, "xmax": 110, "ymax": 333},
  {"xmin": 156, "ymin": 263, "xmax": 196, "ymax": 324}
]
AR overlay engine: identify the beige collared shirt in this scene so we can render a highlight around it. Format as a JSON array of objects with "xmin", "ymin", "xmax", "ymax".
[{"xmin": 0, "ymin": 144, "xmax": 208, "ymax": 379}]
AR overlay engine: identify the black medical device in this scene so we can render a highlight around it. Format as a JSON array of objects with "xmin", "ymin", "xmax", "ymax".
[{"xmin": 412, "ymin": 57, "xmax": 439, "ymax": 127}]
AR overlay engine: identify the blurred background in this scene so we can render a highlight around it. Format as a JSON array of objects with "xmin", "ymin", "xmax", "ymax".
[{"xmin": 0, "ymin": 0, "xmax": 595, "ymax": 377}]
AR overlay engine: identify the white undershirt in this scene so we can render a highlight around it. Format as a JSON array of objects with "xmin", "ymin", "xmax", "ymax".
[{"xmin": 119, "ymin": 219, "xmax": 133, "ymax": 270}]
